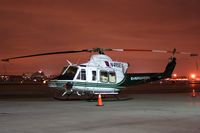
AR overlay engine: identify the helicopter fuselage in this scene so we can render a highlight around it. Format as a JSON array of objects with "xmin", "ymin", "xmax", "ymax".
[
  {"xmin": 48, "ymin": 54, "xmax": 176, "ymax": 96},
  {"xmin": 49, "ymin": 54, "xmax": 129, "ymax": 95}
]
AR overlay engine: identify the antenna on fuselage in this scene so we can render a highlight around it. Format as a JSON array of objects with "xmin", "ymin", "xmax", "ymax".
[{"xmin": 172, "ymin": 48, "xmax": 176, "ymax": 58}]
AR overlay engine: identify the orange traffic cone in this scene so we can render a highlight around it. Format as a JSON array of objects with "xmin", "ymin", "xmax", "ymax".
[
  {"xmin": 192, "ymin": 89, "xmax": 196, "ymax": 97},
  {"xmin": 96, "ymin": 94, "xmax": 103, "ymax": 106}
]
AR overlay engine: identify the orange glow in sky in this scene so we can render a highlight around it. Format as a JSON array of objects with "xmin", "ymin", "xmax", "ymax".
[{"xmin": 0, "ymin": 0, "xmax": 200, "ymax": 75}]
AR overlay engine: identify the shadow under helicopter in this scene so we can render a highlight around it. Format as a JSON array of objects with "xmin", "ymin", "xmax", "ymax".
[{"xmin": 53, "ymin": 89, "xmax": 134, "ymax": 101}]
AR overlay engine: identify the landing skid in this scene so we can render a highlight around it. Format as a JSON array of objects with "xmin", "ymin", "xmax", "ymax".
[
  {"xmin": 53, "ymin": 89, "xmax": 74, "ymax": 101},
  {"xmin": 53, "ymin": 89, "xmax": 95, "ymax": 101}
]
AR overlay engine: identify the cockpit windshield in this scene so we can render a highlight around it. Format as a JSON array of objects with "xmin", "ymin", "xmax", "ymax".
[
  {"xmin": 55, "ymin": 66, "xmax": 78, "ymax": 80},
  {"xmin": 60, "ymin": 66, "xmax": 68, "ymax": 75}
]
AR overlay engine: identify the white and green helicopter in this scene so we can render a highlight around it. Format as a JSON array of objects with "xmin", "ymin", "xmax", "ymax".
[{"xmin": 2, "ymin": 48, "xmax": 198, "ymax": 100}]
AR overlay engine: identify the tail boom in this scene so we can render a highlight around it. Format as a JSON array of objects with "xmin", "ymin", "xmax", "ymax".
[{"xmin": 119, "ymin": 57, "xmax": 176, "ymax": 87}]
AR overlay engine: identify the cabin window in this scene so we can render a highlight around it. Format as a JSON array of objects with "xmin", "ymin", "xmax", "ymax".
[
  {"xmin": 100, "ymin": 71, "xmax": 108, "ymax": 83},
  {"xmin": 92, "ymin": 71, "xmax": 96, "ymax": 81},
  {"xmin": 76, "ymin": 69, "xmax": 86, "ymax": 80},
  {"xmin": 109, "ymin": 72, "xmax": 116, "ymax": 83}
]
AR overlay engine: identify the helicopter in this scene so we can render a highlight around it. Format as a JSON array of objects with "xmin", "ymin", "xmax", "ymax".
[{"xmin": 2, "ymin": 48, "xmax": 198, "ymax": 100}]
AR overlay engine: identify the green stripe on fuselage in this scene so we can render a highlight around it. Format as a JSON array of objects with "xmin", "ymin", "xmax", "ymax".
[
  {"xmin": 73, "ymin": 81, "xmax": 124, "ymax": 89},
  {"xmin": 49, "ymin": 80, "xmax": 125, "ymax": 89}
]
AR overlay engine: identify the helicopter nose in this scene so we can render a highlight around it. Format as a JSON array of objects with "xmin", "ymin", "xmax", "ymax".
[
  {"xmin": 48, "ymin": 80, "xmax": 74, "ymax": 89},
  {"xmin": 48, "ymin": 80, "xmax": 64, "ymax": 88},
  {"xmin": 48, "ymin": 80, "xmax": 57, "ymax": 88}
]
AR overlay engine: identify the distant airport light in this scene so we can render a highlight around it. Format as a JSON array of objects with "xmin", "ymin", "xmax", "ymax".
[
  {"xmin": 190, "ymin": 74, "xmax": 196, "ymax": 79},
  {"xmin": 173, "ymin": 73, "xmax": 177, "ymax": 78},
  {"xmin": 38, "ymin": 70, "xmax": 43, "ymax": 73},
  {"xmin": 43, "ymin": 80, "xmax": 47, "ymax": 84}
]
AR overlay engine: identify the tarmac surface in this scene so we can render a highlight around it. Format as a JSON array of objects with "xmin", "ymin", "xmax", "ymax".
[{"xmin": 0, "ymin": 82, "xmax": 200, "ymax": 133}]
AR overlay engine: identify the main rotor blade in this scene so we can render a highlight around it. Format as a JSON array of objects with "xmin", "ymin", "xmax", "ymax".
[
  {"xmin": 2, "ymin": 49, "xmax": 89, "ymax": 62},
  {"xmin": 2, "ymin": 48, "xmax": 198, "ymax": 62},
  {"xmin": 110, "ymin": 48, "xmax": 199, "ymax": 57}
]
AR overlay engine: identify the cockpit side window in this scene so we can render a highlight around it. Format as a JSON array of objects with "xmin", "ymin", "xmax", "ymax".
[
  {"xmin": 76, "ymin": 72, "xmax": 80, "ymax": 80},
  {"xmin": 60, "ymin": 66, "xmax": 68, "ymax": 75}
]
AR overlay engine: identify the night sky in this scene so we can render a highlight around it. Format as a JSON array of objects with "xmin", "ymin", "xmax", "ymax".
[{"xmin": 1, "ymin": 0, "xmax": 200, "ymax": 76}]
